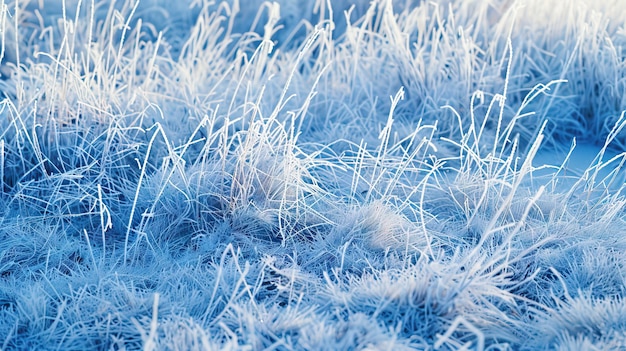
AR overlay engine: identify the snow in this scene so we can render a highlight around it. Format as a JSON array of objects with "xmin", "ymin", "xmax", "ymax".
[{"xmin": 532, "ymin": 141, "xmax": 626, "ymax": 192}]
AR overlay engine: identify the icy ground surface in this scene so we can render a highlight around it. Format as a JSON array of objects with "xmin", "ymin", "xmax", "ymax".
[
  {"xmin": 532, "ymin": 142, "xmax": 626, "ymax": 192},
  {"xmin": 0, "ymin": 0, "xmax": 625, "ymax": 350}
]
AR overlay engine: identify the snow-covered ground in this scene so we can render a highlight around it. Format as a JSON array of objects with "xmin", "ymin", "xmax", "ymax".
[{"xmin": 532, "ymin": 141, "xmax": 626, "ymax": 193}]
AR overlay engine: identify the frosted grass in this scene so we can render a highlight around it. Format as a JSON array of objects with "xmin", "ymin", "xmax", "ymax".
[{"xmin": 0, "ymin": 0, "xmax": 624, "ymax": 350}]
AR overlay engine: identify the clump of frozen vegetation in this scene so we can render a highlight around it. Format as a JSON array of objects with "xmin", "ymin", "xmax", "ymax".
[{"xmin": 0, "ymin": 0, "xmax": 624, "ymax": 349}]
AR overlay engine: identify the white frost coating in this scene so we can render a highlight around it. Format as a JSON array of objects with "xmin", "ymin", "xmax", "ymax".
[{"xmin": 0, "ymin": 0, "xmax": 624, "ymax": 350}]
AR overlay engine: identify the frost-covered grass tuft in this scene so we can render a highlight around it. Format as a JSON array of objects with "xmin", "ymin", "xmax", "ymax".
[{"xmin": 0, "ymin": 0, "xmax": 625, "ymax": 350}]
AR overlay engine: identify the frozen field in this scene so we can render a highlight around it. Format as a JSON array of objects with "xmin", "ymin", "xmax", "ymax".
[{"xmin": 0, "ymin": 0, "xmax": 625, "ymax": 349}]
